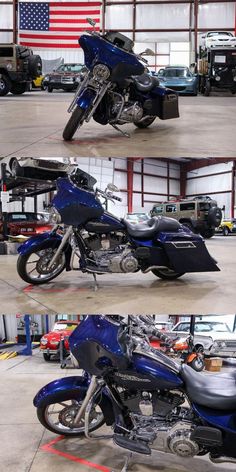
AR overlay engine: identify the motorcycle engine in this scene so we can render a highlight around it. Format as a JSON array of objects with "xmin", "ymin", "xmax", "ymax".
[
  {"xmin": 118, "ymin": 101, "xmax": 143, "ymax": 123},
  {"xmin": 118, "ymin": 389, "xmax": 202, "ymax": 458},
  {"xmin": 84, "ymin": 233, "xmax": 139, "ymax": 273}
]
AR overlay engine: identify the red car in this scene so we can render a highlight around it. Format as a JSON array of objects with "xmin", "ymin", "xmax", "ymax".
[
  {"xmin": 40, "ymin": 320, "xmax": 79, "ymax": 361},
  {"xmin": 0, "ymin": 212, "xmax": 53, "ymax": 239}
]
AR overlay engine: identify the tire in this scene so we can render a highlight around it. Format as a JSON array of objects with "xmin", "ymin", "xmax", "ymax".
[
  {"xmin": 10, "ymin": 83, "xmax": 27, "ymax": 95},
  {"xmin": 0, "ymin": 74, "xmax": 11, "ymax": 96},
  {"xmin": 152, "ymin": 268, "xmax": 185, "ymax": 280},
  {"xmin": 43, "ymin": 353, "xmax": 51, "ymax": 362},
  {"xmin": 17, "ymin": 243, "xmax": 66, "ymax": 285},
  {"xmin": 200, "ymin": 228, "xmax": 215, "ymax": 239},
  {"xmin": 47, "ymin": 86, "xmax": 53, "ymax": 93},
  {"xmin": 204, "ymin": 80, "xmax": 211, "ymax": 97},
  {"xmin": 10, "ymin": 158, "xmax": 20, "ymax": 177},
  {"xmin": 134, "ymin": 116, "xmax": 156, "ymax": 129},
  {"xmin": 187, "ymin": 355, "xmax": 205, "ymax": 372},
  {"xmin": 63, "ymin": 106, "xmax": 86, "ymax": 141},
  {"xmin": 208, "ymin": 207, "xmax": 222, "ymax": 227},
  {"xmin": 37, "ymin": 399, "xmax": 105, "ymax": 437},
  {"xmin": 223, "ymin": 226, "xmax": 230, "ymax": 236},
  {"xmin": 28, "ymin": 55, "xmax": 42, "ymax": 78}
]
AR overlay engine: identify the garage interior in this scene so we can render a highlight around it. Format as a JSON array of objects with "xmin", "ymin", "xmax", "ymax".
[
  {"xmin": 1, "ymin": 1, "xmax": 236, "ymax": 157},
  {"xmin": 0, "ymin": 156, "xmax": 235, "ymax": 314}
]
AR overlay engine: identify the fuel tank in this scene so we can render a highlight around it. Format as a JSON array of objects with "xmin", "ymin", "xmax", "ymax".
[
  {"xmin": 52, "ymin": 178, "xmax": 104, "ymax": 226},
  {"xmin": 85, "ymin": 211, "xmax": 126, "ymax": 233}
]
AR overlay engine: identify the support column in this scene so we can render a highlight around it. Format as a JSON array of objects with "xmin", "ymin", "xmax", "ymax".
[
  {"xmin": 194, "ymin": 0, "xmax": 199, "ymax": 62},
  {"xmin": 180, "ymin": 165, "xmax": 187, "ymax": 198},
  {"xmin": 231, "ymin": 161, "xmax": 235, "ymax": 218},
  {"xmin": 167, "ymin": 161, "xmax": 170, "ymax": 199},
  {"xmin": 127, "ymin": 158, "xmax": 134, "ymax": 213}
]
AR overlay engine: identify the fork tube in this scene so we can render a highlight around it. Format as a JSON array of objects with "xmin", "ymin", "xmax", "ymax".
[
  {"xmin": 73, "ymin": 375, "xmax": 98, "ymax": 426},
  {"xmin": 68, "ymin": 71, "xmax": 90, "ymax": 113},
  {"xmin": 47, "ymin": 226, "xmax": 73, "ymax": 269},
  {"xmin": 85, "ymin": 82, "xmax": 111, "ymax": 122}
]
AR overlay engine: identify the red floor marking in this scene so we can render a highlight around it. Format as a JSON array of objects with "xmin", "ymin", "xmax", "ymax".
[
  {"xmin": 41, "ymin": 435, "xmax": 111, "ymax": 472},
  {"xmin": 23, "ymin": 285, "xmax": 88, "ymax": 294}
]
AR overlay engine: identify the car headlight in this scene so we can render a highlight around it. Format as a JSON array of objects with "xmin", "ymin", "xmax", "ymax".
[
  {"xmin": 93, "ymin": 64, "xmax": 110, "ymax": 81},
  {"xmin": 44, "ymin": 75, "xmax": 49, "ymax": 81},
  {"xmin": 41, "ymin": 338, "xmax": 48, "ymax": 345},
  {"xmin": 186, "ymin": 78, "xmax": 194, "ymax": 82},
  {"xmin": 215, "ymin": 76, "xmax": 221, "ymax": 81},
  {"xmin": 49, "ymin": 207, "xmax": 61, "ymax": 224}
]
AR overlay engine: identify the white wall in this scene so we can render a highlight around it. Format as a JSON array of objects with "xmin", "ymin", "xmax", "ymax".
[{"xmin": 186, "ymin": 161, "xmax": 233, "ymax": 218}]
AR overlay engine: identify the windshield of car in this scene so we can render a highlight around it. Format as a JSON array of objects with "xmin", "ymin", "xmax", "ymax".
[
  {"xmin": 53, "ymin": 323, "xmax": 77, "ymax": 331},
  {"xmin": 57, "ymin": 64, "xmax": 84, "ymax": 73},
  {"xmin": 174, "ymin": 322, "xmax": 231, "ymax": 333},
  {"xmin": 8, "ymin": 213, "xmax": 45, "ymax": 222},
  {"xmin": 207, "ymin": 32, "xmax": 233, "ymax": 37},
  {"xmin": 163, "ymin": 68, "xmax": 191, "ymax": 78}
]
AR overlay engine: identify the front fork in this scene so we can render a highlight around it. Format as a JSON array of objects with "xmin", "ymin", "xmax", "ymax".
[{"xmin": 48, "ymin": 225, "xmax": 73, "ymax": 269}]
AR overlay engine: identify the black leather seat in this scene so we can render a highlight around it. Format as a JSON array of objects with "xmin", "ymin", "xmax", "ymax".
[
  {"xmin": 132, "ymin": 73, "xmax": 159, "ymax": 92},
  {"xmin": 181, "ymin": 364, "xmax": 236, "ymax": 411},
  {"xmin": 123, "ymin": 216, "xmax": 181, "ymax": 239}
]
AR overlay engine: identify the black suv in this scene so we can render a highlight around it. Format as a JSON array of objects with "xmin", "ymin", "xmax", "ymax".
[{"xmin": 0, "ymin": 44, "xmax": 42, "ymax": 96}]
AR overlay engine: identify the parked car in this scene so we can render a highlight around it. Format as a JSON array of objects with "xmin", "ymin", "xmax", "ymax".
[
  {"xmin": 157, "ymin": 66, "xmax": 198, "ymax": 95},
  {"xmin": 216, "ymin": 219, "xmax": 236, "ymax": 236},
  {"xmin": 203, "ymin": 31, "xmax": 236, "ymax": 49},
  {"xmin": 150, "ymin": 196, "xmax": 222, "ymax": 238},
  {"xmin": 0, "ymin": 212, "xmax": 53, "ymax": 239},
  {"xmin": 40, "ymin": 320, "xmax": 80, "ymax": 361},
  {"xmin": 43, "ymin": 63, "xmax": 87, "ymax": 92},
  {"xmin": 124, "ymin": 212, "xmax": 150, "ymax": 224},
  {"xmin": 0, "ymin": 157, "xmax": 76, "ymax": 181},
  {"xmin": 170, "ymin": 320, "xmax": 236, "ymax": 358}
]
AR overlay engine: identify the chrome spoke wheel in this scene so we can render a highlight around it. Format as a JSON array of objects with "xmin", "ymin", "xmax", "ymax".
[{"xmin": 45, "ymin": 400, "xmax": 104, "ymax": 434}]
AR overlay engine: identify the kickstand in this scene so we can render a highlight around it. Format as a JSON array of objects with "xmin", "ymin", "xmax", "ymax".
[
  {"xmin": 120, "ymin": 453, "xmax": 133, "ymax": 472},
  {"xmin": 111, "ymin": 124, "xmax": 130, "ymax": 138},
  {"xmin": 92, "ymin": 272, "xmax": 98, "ymax": 292}
]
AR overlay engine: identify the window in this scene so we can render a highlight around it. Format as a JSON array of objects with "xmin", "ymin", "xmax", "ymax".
[
  {"xmin": 166, "ymin": 204, "xmax": 176, "ymax": 213},
  {"xmin": 180, "ymin": 203, "xmax": 195, "ymax": 211},
  {"xmin": 174, "ymin": 323, "xmax": 190, "ymax": 332},
  {"xmin": 0, "ymin": 47, "xmax": 13, "ymax": 57},
  {"xmin": 152, "ymin": 205, "xmax": 163, "ymax": 215}
]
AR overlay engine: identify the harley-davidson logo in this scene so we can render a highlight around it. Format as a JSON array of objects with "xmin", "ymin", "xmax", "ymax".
[{"xmin": 115, "ymin": 373, "xmax": 151, "ymax": 382}]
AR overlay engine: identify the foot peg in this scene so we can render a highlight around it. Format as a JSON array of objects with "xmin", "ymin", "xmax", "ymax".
[{"xmin": 113, "ymin": 434, "xmax": 151, "ymax": 455}]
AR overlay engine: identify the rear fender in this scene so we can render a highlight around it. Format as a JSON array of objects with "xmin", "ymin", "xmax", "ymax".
[
  {"xmin": 33, "ymin": 375, "xmax": 115, "ymax": 426},
  {"xmin": 76, "ymin": 88, "xmax": 96, "ymax": 110}
]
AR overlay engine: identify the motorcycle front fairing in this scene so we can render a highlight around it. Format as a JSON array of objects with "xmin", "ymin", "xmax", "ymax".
[{"xmin": 130, "ymin": 228, "xmax": 220, "ymax": 273}]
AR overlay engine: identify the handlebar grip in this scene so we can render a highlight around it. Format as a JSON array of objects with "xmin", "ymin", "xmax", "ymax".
[{"xmin": 113, "ymin": 196, "xmax": 122, "ymax": 202}]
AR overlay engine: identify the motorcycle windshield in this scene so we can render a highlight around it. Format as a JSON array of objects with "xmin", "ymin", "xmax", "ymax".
[
  {"xmin": 79, "ymin": 34, "xmax": 145, "ymax": 79},
  {"xmin": 52, "ymin": 177, "xmax": 104, "ymax": 226}
]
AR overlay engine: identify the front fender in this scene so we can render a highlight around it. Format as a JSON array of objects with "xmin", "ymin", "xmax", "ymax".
[
  {"xmin": 77, "ymin": 88, "xmax": 96, "ymax": 110},
  {"xmin": 17, "ymin": 231, "xmax": 62, "ymax": 256},
  {"xmin": 33, "ymin": 375, "xmax": 115, "ymax": 425}
]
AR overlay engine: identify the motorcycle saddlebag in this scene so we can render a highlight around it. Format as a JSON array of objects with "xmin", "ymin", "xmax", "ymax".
[
  {"xmin": 147, "ymin": 89, "xmax": 179, "ymax": 120},
  {"xmin": 163, "ymin": 240, "xmax": 220, "ymax": 272}
]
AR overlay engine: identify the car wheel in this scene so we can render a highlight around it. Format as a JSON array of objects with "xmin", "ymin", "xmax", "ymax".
[
  {"xmin": 204, "ymin": 80, "xmax": 211, "ymax": 97},
  {"xmin": 47, "ymin": 86, "xmax": 53, "ymax": 93},
  {"xmin": 10, "ymin": 83, "xmax": 27, "ymax": 95},
  {"xmin": 0, "ymin": 74, "xmax": 11, "ymax": 96},
  {"xmin": 43, "ymin": 353, "xmax": 51, "ymax": 362},
  {"xmin": 200, "ymin": 228, "xmax": 215, "ymax": 239},
  {"xmin": 10, "ymin": 158, "xmax": 20, "ymax": 177},
  {"xmin": 223, "ymin": 226, "xmax": 230, "ymax": 236}
]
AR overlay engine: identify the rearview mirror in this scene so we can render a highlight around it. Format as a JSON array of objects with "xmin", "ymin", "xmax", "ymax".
[
  {"xmin": 107, "ymin": 183, "xmax": 119, "ymax": 192},
  {"xmin": 140, "ymin": 48, "xmax": 155, "ymax": 56},
  {"xmin": 87, "ymin": 17, "xmax": 96, "ymax": 27}
]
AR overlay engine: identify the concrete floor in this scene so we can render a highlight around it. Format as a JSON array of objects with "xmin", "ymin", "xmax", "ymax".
[
  {"xmin": 0, "ymin": 351, "xmax": 235, "ymax": 472},
  {"xmin": 0, "ymin": 235, "xmax": 235, "ymax": 315},
  {"xmin": 0, "ymin": 91, "xmax": 236, "ymax": 158}
]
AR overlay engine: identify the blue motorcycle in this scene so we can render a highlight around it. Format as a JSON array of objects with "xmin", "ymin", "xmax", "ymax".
[
  {"xmin": 17, "ymin": 168, "xmax": 219, "ymax": 285},
  {"xmin": 34, "ymin": 315, "xmax": 236, "ymax": 467},
  {"xmin": 62, "ymin": 19, "xmax": 179, "ymax": 141}
]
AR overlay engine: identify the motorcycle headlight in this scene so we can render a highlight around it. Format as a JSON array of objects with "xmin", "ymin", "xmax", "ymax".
[
  {"xmin": 93, "ymin": 64, "xmax": 110, "ymax": 81},
  {"xmin": 215, "ymin": 76, "xmax": 221, "ymax": 82},
  {"xmin": 49, "ymin": 207, "xmax": 61, "ymax": 224}
]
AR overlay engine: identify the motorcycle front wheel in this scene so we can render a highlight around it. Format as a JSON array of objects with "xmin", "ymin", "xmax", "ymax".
[
  {"xmin": 17, "ymin": 245, "xmax": 66, "ymax": 285},
  {"xmin": 152, "ymin": 268, "xmax": 185, "ymax": 280},
  {"xmin": 37, "ymin": 399, "xmax": 104, "ymax": 436},
  {"xmin": 187, "ymin": 355, "xmax": 205, "ymax": 372},
  {"xmin": 63, "ymin": 106, "xmax": 86, "ymax": 141}
]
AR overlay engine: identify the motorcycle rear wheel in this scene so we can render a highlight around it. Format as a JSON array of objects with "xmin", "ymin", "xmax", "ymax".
[
  {"xmin": 152, "ymin": 268, "xmax": 185, "ymax": 280},
  {"xmin": 63, "ymin": 106, "xmax": 85, "ymax": 141},
  {"xmin": 17, "ymin": 246, "xmax": 66, "ymax": 285},
  {"xmin": 37, "ymin": 399, "xmax": 104, "ymax": 436},
  {"xmin": 134, "ymin": 116, "xmax": 156, "ymax": 129}
]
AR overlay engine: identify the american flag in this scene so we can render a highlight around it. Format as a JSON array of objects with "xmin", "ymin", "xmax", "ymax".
[{"xmin": 19, "ymin": 1, "xmax": 102, "ymax": 49}]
